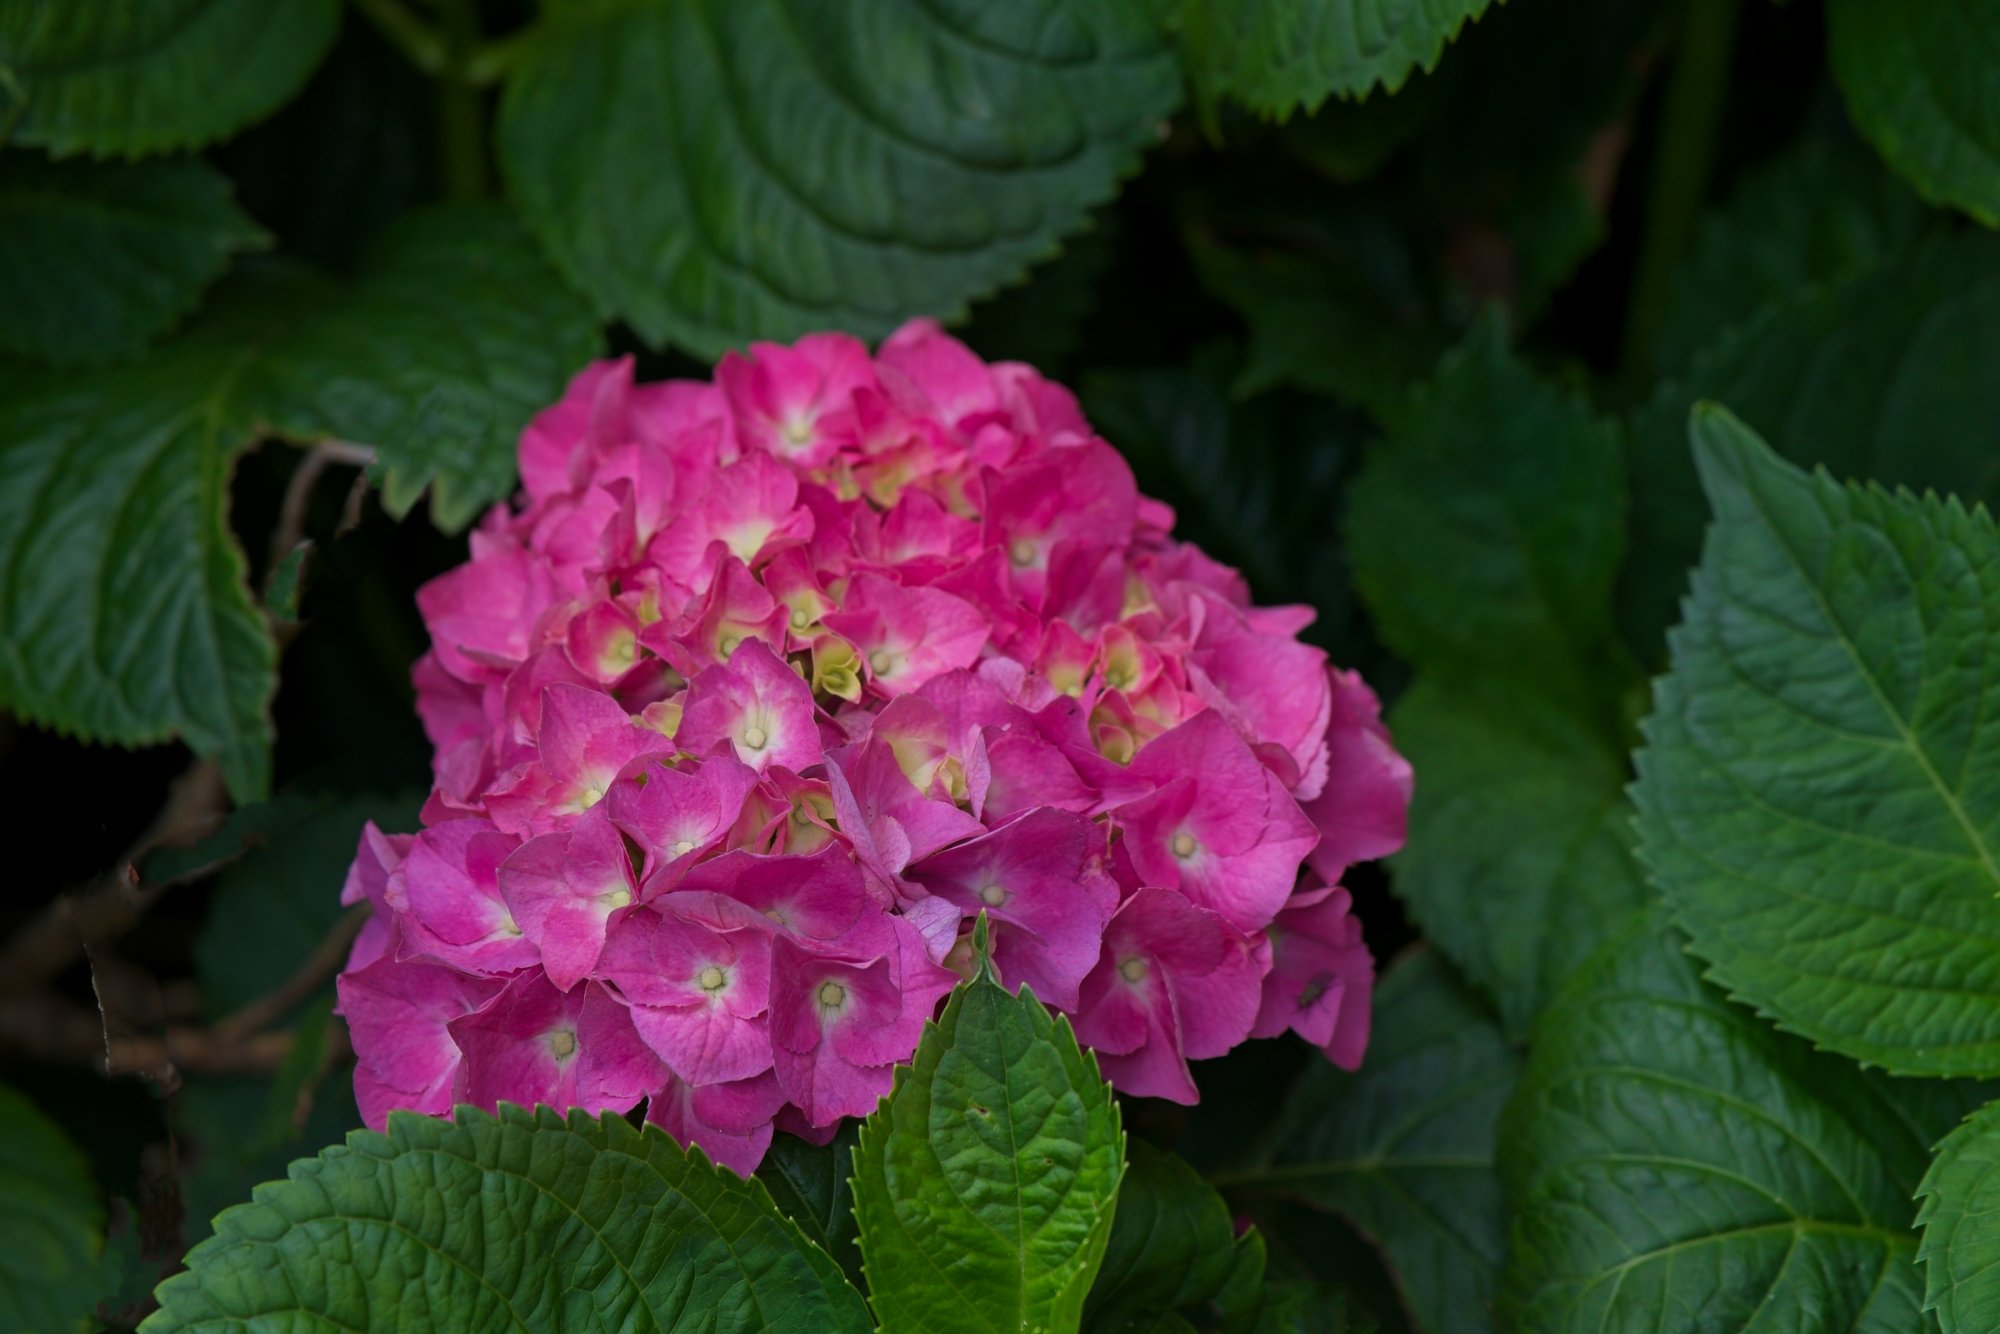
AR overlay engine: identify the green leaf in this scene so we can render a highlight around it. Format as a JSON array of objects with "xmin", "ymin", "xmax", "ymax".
[
  {"xmin": 1622, "ymin": 232, "xmax": 2000, "ymax": 661},
  {"xmin": 1387, "ymin": 680, "xmax": 1649, "ymax": 1036},
  {"xmin": 1348, "ymin": 318, "xmax": 1626, "ymax": 700},
  {"xmin": 497, "ymin": 0, "xmax": 1181, "ymax": 358},
  {"xmin": 0, "ymin": 0, "xmax": 340, "ymax": 157},
  {"xmin": 756, "ymin": 1124, "xmax": 864, "ymax": 1290},
  {"xmin": 1651, "ymin": 135, "xmax": 1931, "ymax": 375},
  {"xmin": 1184, "ymin": 214, "xmax": 1447, "ymax": 422},
  {"xmin": 0, "ymin": 1082, "xmax": 102, "ymax": 1334},
  {"xmin": 1829, "ymin": 0, "xmax": 2000, "ymax": 228},
  {"xmin": 1182, "ymin": 0, "xmax": 1496, "ymax": 115},
  {"xmin": 854, "ymin": 931, "xmax": 1125, "ymax": 1334},
  {"xmin": 1348, "ymin": 321, "xmax": 1648, "ymax": 1030},
  {"xmin": 1633, "ymin": 405, "xmax": 2000, "ymax": 1078},
  {"xmin": 195, "ymin": 791, "xmax": 419, "ymax": 1017},
  {"xmin": 0, "ymin": 154, "xmax": 266, "ymax": 366},
  {"xmin": 1501, "ymin": 909, "xmax": 1993, "ymax": 1332},
  {"xmin": 1917, "ymin": 1099, "xmax": 2000, "ymax": 1333},
  {"xmin": 1252, "ymin": 1281, "xmax": 1377, "ymax": 1333},
  {"xmin": 1086, "ymin": 1140, "xmax": 1265, "ymax": 1331},
  {"xmin": 0, "ymin": 205, "xmax": 597, "ymax": 798},
  {"xmin": 265, "ymin": 205, "xmax": 602, "ymax": 532},
  {"xmin": 1232, "ymin": 950, "xmax": 1519, "ymax": 1334},
  {"xmin": 146, "ymin": 1104, "xmax": 871, "ymax": 1331},
  {"xmin": 0, "ymin": 287, "xmax": 290, "ymax": 799}
]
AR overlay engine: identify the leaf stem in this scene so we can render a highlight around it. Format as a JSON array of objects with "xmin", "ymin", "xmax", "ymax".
[
  {"xmin": 349, "ymin": 0, "xmax": 448, "ymax": 76},
  {"xmin": 435, "ymin": 0, "xmax": 491, "ymax": 200},
  {"xmin": 1619, "ymin": 0, "xmax": 1739, "ymax": 381}
]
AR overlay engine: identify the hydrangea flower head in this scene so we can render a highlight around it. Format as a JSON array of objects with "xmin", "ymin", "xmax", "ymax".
[{"xmin": 339, "ymin": 320, "xmax": 1412, "ymax": 1173}]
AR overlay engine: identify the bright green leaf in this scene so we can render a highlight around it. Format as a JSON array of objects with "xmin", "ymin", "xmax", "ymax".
[
  {"xmin": 1633, "ymin": 406, "xmax": 2000, "ymax": 1077},
  {"xmin": 1829, "ymin": 0, "xmax": 2000, "ymax": 227},
  {"xmin": 854, "ymin": 935, "xmax": 1125, "ymax": 1334},
  {"xmin": 1652, "ymin": 135, "xmax": 1931, "ymax": 375},
  {"xmin": 1624, "ymin": 234, "xmax": 2000, "ymax": 660},
  {"xmin": 0, "ymin": 154, "xmax": 266, "ymax": 365},
  {"xmin": 146, "ymin": 1104, "xmax": 870, "ymax": 1331},
  {"xmin": 0, "ymin": 0, "xmax": 340, "ymax": 157},
  {"xmin": 0, "ymin": 205, "xmax": 597, "ymax": 798},
  {"xmin": 1086, "ymin": 1139, "xmax": 1265, "ymax": 1331},
  {"xmin": 756, "ymin": 1123, "xmax": 864, "ymax": 1290},
  {"xmin": 1387, "ymin": 680, "xmax": 1648, "ymax": 1036},
  {"xmin": 1230, "ymin": 950, "xmax": 1518, "ymax": 1334},
  {"xmin": 1501, "ymin": 910, "xmax": 1992, "ymax": 1332},
  {"xmin": 1917, "ymin": 1099, "xmax": 2000, "ymax": 1333},
  {"xmin": 1182, "ymin": 0, "xmax": 1496, "ymax": 115},
  {"xmin": 0, "ymin": 1082, "xmax": 102, "ymax": 1334},
  {"xmin": 497, "ymin": 0, "xmax": 1180, "ymax": 358}
]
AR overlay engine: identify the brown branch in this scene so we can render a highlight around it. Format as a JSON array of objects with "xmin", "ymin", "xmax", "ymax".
[
  {"xmin": 213, "ymin": 903, "xmax": 367, "ymax": 1042},
  {"xmin": 0, "ymin": 759, "xmax": 227, "ymax": 995},
  {"xmin": 0, "ymin": 992, "xmax": 292, "ymax": 1076}
]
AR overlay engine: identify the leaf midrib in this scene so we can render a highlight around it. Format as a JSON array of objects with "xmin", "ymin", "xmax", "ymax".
[{"xmin": 1732, "ymin": 462, "xmax": 2000, "ymax": 892}]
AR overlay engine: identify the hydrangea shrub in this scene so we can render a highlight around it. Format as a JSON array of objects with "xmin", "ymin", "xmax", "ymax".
[{"xmin": 335, "ymin": 321, "xmax": 1411, "ymax": 1173}]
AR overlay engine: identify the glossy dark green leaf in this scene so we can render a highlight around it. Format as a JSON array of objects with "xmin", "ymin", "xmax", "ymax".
[
  {"xmin": 1633, "ymin": 406, "xmax": 2000, "ymax": 1077},
  {"xmin": 0, "ymin": 205, "xmax": 596, "ymax": 798},
  {"xmin": 1231, "ymin": 951, "xmax": 1518, "ymax": 1334},
  {"xmin": 756, "ymin": 1125, "xmax": 864, "ymax": 1290},
  {"xmin": 1502, "ymin": 910, "xmax": 1992, "ymax": 1331},
  {"xmin": 147, "ymin": 1105, "xmax": 871, "ymax": 1331},
  {"xmin": 0, "ymin": 154, "xmax": 266, "ymax": 365},
  {"xmin": 1086, "ymin": 1140, "xmax": 1264, "ymax": 1331},
  {"xmin": 0, "ymin": 0, "xmax": 340, "ymax": 156},
  {"xmin": 498, "ymin": 0, "xmax": 1180, "ymax": 357},
  {"xmin": 854, "ymin": 933, "xmax": 1125, "ymax": 1333},
  {"xmin": 265, "ymin": 206, "xmax": 602, "ymax": 531}
]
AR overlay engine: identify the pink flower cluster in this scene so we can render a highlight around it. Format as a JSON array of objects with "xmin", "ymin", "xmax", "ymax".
[{"xmin": 336, "ymin": 321, "xmax": 1412, "ymax": 1175}]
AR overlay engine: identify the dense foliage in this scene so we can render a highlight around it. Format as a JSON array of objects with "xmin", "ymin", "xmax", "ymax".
[{"xmin": 6, "ymin": 1, "xmax": 2000, "ymax": 1331}]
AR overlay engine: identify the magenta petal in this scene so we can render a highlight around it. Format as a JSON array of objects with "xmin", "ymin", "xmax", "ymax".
[
  {"xmin": 1253, "ymin": 884, "xmax": 1374, "ymax": 1069},
  {"xmin": 1302, "ymin": 669, "xmax": 1414, "ymax": 883},
  {"xmin": 497, "ymin": 806, "xmax": 637, "ymax": 991},
  {"xmin": 905, "ymin": 807, "xmax": 1114, "ymax": 1010},
  {"xmin": 677, "ymin": 638, "xmax": 823, "ymax": 773},
  {"xmin": 1115, "ymin": 711, "xmax": 1319, "ymax": 933},
  {"xmin": 625, "ymin": 1001, "xmax": 773, "ymax": 1085},
  {"xmin": 339, "ymin": 957, "xmax": 501, "ymax": 1128},
  {"xmin": 646, "ymin": 1069, "xmax": 787, "ymax": 1176},
  {"xmin": 450, "ymin": 973, "xmax": 662, "ymax": 1117}
]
